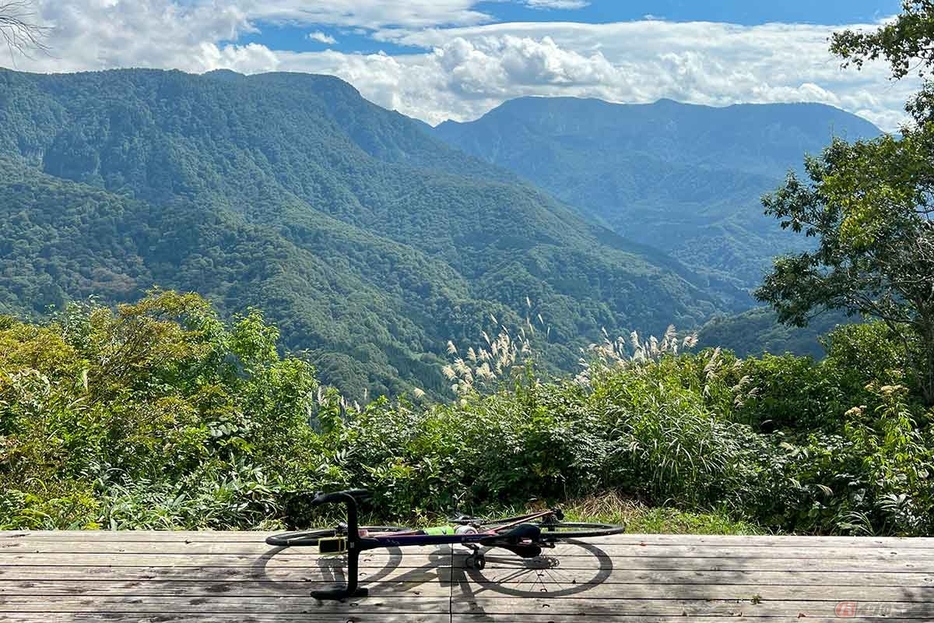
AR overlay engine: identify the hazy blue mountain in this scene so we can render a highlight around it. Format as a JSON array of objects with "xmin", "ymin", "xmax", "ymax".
[
  {"xmin": 434, "ymin": 97, "xmax": 882, "ymax": 289},
  {"xmin": 0, "ymin": 69, "xmax": 742, "ymax": 399}
]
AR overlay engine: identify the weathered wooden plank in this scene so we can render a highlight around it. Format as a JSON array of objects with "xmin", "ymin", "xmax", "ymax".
[
  {"xmin": 11, "ymin": 594, "xmax": 921, "ymax": 618},
  {"xmin": 0, "ymin": 616, "xmax": 450, "ymax": 623},
  {"xmin": 2, "ymin": 531, "xmax": 931, "ymax": 622},
  {"xmin": 0, "ymin": 551, "xmax": 449, "ymax": 567},
  {"xmin": 0, "ymin": 531, "xmax": 355, "ymax": 543},
  {"xmin": 0, "ymin": 531, "xmax": 272, "ymax": 542},
  {"xmin": 5, "ymin": 531, "xmax": 934, "ymax": 549},
  {"xmin": 0, "ymin": 541, "xmax": 451, "ymax": 555},
  {"xmin": 1, "ymin": 579, "xmax": 930, "ymax": 602},
  {"xmin": 604, "ymin": 534, "xmax": 934, "ymax": 548},
  {"xmin": 0, "ymin": 615, "xmax": 926, "ymax": 623},
  {"xmin": 0, "ymin": 579, "xmax": 450, "ymax": 597},
  {"xmin": 0, "ymin": 595, "xmax": 448, "ymax": 614},
  {"xmin": 7, "ymin": 531, "xmax": 934, "ymax": 551},
  {"xmin": 1, "ymin": 552, "xmax": 927, "ymax": 573},
  {"xmin": 0, "ymin": 564, "xmax": 449, "ymax": 584},
  {"xmin": 5, "ymin": 540, "xmax": 934, "ymax": 562},
  {"xmin": 469, "ymin": 568, "xmax": 934, "ymax": 587},
  {"xmin": 455, "ymin": 582, "xmax": 932, "ymax": 601},
  {"xmin": 452, "ymin": 618, "xmax": 929, "ymax": 623},
  {"xmin": 453, "ymin": 596, "xmax": 934, "ymax": 618},
  {"xmin": 0, "ymin": 617, "xmax": 925, "ymax": 623},
  {"xmin": 457, "ymin": 554, "xmax": 931, "ymax": 573},
  {"xmin": 4, "ymin": 565, "xmax": 931, "ymax": 587}
]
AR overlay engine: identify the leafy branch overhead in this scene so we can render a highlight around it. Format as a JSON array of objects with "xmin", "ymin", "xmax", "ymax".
[{"xmin": 831, "ymin": 1, "xmax": 934, "ymax": 80}]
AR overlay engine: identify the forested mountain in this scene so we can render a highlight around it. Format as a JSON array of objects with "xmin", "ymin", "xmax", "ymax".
[
  {"xmin": 696, "ymin": 307, "xmax": 851, "ymax": 359},
  {"xmin": 0, "ymin": 68, "xmax": 742, "ymax": 399},
  {"xmin": 434, "ymin": 97, "xmax": 882, "ymax": 289}
]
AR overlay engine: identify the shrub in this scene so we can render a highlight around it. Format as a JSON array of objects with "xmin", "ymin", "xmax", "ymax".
[
  {"xmin": 0, "ymin": 291, "xmax": 319, "ymax": 529},
  {"xmin": 2, "ymin": 292, "xmax": 932, "ymax": 537}
]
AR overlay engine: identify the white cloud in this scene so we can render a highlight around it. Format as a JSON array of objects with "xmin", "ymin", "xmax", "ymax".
[
  {"xmin": 22, "ymin": 0, "xmax": 251, "ymax": 72},
  {"xmin": 239, "ymin": 0, "xmax": 492, "ymax": 29},
  {"xmin": 363, "ymin": 20, "xmax": 916, "ymax": 129},
  {"xmin": 3, "ymin": 1, "xmax": 915, "ymax": 131},
  {"xmin": 308, "ymin": 31, "xmax": 337, "ymax": 45},
  {"xmin": 525, "ymin": 0, "xmax": 590, "ymax": 10}
]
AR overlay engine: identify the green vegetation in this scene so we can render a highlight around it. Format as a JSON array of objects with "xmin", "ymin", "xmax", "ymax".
[
  {"xmin": 0, "ymin": 68, "xmax": 739, "ymax": 401},
  {"xmin": 502, "ymin": 491, "xmax": 761, "ymax": 535},
  {"xmin": 758, "ymin": 2, "xmax": 934, "ymax": 405},
  {"xmin": 1, "ymin": 292, "xmax": 931, "ymax": 535},
  {"xmin": 3, "ymin": 4, "xmax": 934, "ymax": 538},
  {"xmin": 696, "ymin": 307, "xmax": 850, "ymax": 359},
  {"xmin": 0, "ymin": 292, "xmax": 321, "ymax": 529}
]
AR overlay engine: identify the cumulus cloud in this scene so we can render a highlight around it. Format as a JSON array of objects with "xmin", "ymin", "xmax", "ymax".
[
  {"xmin": 435, "ymin": 35, "xmax": 621, "ymax": 94},
  {"xmin": 365, "ymin": 20, "xmax": 917, "ymax": 129},
  {"xmin": 23, "ymin": 0, "xmax": 251, "ymax": 73},
  {"xmin": 308, "ymin": 31, "xmax": 337, "ymax": 45},
  {"xmin": 4, "ymin": 1, "xmax": 915, "ymax": 131}
]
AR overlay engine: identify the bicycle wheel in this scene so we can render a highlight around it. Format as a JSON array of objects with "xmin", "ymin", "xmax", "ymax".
[
  {"xmin": 265, "ymin": 526, "xmax": 409, "ymax": 547},
  {"xmin": 533, "ymin": 521, "xmax": 626, "ymax": 541}
]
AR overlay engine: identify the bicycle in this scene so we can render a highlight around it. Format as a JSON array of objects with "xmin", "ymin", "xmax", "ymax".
[{"xmin": 265, "ymin": 489, "xmax": 626, "ymax": 600}]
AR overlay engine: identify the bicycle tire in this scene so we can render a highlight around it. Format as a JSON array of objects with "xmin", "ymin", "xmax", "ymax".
[
  {"xmin": 534, "ymin": 521, "xmax": 626, "ymax": 541},
  {"xmin": 265, "ymin": 526, "xmax": 409, "ymax": 547}
]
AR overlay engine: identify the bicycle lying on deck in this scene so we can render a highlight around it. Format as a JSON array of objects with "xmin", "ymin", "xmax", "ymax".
[{"xmin": 265, "ymin": 489, "xmax": 626, "ymax": 600}]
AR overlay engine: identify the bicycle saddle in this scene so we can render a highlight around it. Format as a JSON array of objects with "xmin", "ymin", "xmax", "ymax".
[{"xmin": 310, "ymin": 489, "xmax": 372, "ymax": 506}]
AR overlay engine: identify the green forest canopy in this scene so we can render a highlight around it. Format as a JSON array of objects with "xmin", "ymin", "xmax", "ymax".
[
  {"xmin": 434, "ymin": 97, "xmax": 880, "ymax": 290},
  {"xmin": 0, "ymin": 68, "xmax": 745, "ymax": 400}
]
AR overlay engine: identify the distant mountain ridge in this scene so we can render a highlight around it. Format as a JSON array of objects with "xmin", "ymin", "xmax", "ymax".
[
  {"xmin": 434, "ymin": 97, "xmax": 882, "ymax": 289},
  {"xmin": 0, "ymin": 69, "xmax": 741, "ymax": 398}
]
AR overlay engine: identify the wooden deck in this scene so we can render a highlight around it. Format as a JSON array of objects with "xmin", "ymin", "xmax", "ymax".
[{"xmin": 1, "ymin": 531, "xmax": 932, "ymax": 622}]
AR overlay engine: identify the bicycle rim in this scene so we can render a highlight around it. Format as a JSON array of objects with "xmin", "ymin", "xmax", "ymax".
[
  {"xmin": 265, "ymin": 526, "xmax": 410, "ymax": 547},
  {"xmin": 534, "ymin": 521, "xmax": 626, "ymax": 540}
]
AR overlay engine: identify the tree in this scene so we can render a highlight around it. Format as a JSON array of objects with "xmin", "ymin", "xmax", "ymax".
[
  {"xmin": 756, "ymin": 1, "xmax": 934, "ymax": 405},
  {"xmin": 830, "ymin": 0, "xmax": 934, "ymax": 81},
  {"xmin": 0, "ymin": 1, "xmax": 46, "ymax": 59}
]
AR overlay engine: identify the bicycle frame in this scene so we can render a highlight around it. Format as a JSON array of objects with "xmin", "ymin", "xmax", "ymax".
[
  {"xmin": 291, "ymin": 490, "xmax": 560, "ymax": 600},
  {"xmin": 363, "ymin": 510, "xmax": 560, "ymax": 546}
]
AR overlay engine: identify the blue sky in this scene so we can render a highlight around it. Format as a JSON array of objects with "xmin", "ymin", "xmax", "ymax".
[
  {"xmin": 490, "ymin": 1, "xmax": 901, "ymax": 26},
  {"xmin": 13, "ymin": 1, "xmax": 914, "ymax": 130},
  {"xmin": 241, "ymin": 1, "xmax": 904, "ymax": 56}
]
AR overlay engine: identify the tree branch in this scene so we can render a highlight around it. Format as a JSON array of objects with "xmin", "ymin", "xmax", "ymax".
[{"xmin": 0, "ymin": 1, "xmax": 49, "ymax": 61}]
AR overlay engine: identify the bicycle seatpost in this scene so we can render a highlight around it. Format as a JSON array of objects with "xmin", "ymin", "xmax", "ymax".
[{"xmin": 308, "ymin": 490, "xmax": 373, "ymax": 600}]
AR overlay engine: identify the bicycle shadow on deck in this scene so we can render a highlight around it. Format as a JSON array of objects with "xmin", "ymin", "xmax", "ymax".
[
  {"xmin": 255, "ymin": 544, "xmax": 451, "ymax": 596},
  {"xmin": 256, "ymin": 539, "xmax": 614, "ymax": 607},
  {"xmin": 451, "ymin": 541, "xmax": 615, "ymax": 622},
  {"xmin": 460, "ymin": 540, "xmax": 613, "ymax": 597}
]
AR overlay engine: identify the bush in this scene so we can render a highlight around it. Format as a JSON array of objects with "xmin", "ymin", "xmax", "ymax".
[
  {"xmin": 0, "ymin": 291, "xmax": 319, "ymax": 529},
  {"xmin": 2, "ymin": 292, "xmax": 932, "ymax": 536},
  {"xmin": 732, "ymin": 354, "xmax": 855, "ymax": 432}
]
